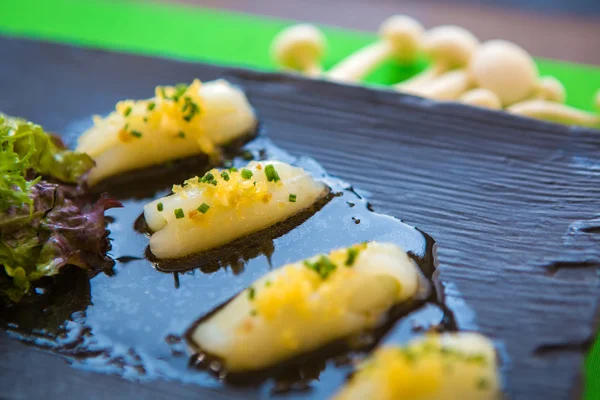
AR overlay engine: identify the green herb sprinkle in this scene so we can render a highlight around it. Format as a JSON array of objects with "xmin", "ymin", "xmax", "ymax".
[
  {"xmin": 174, "ymin": 208, "xmax": 185, "ymax": 219},
  {"xmin": 241, "ymin": 169, "xmax": 253, "ymax": 180},
  {"xmin": 265, "ymin": 164, "xmax": 280, "ymax": 182},
  {"xmin": 304, "ymin": 256, "xmax": 337, "ymax": 279},
  {"xmin": 197, "ymin": 203, "xmax": 210, "ymax": 214},
  {"xmin": 345, "ymin": 247, "xmax": 359, "ymax": 266}
]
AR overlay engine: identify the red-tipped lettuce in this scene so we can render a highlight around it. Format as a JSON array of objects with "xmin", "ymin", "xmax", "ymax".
[{"xmin": 0, "ymin": 114, "xmax": 121, "ymax": 302}]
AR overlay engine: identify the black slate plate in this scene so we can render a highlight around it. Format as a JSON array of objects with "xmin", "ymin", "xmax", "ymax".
[{"xmin": 1, "ymin": 36, "xmax": 599, "ymax": 400}]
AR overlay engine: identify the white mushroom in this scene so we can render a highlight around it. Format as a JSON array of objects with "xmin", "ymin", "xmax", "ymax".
[
  {"xmin": 507, "ymin": 87, "xmax": 600, "ymax": 128},
  {"xmin": 326, "ymin": 15, "xmax": 424, "ymax": 83},
  {"xmin": 395, "ymin": 25, "xmax": 479, "ymax": 91},
  {"xmin": 406, "ymin": 69, "xmax": 473, "ymax": 100},
  {"xmin": 459, "ymin": 88, "xmax": 502, "ymax": 109},
  {"xmin": 469, "ymin": 40, "xmax": 539, "ymax": 107},
  {"xmin": 271, "ymin": 24, "xmax": 326, "ymax": 76},
  {"xmin": 532, "ymin": 76, "xmax": 566, "ymax": 103},
  {"xmin": 507, "ymin": 100, "xmax": 600, "ymax": 128}
]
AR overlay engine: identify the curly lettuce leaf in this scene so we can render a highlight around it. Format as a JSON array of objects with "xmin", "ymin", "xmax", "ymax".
[
  {"xmin": 0, "ymin": 182, "xmax": 122, "ymax": 302},
  {"xmin": 0, "ymin": 113, "xmax": 120, "ymax": 302},
  {"xmin": 0, "ymin": 113, "xmax": 94, "ymax": 212}
]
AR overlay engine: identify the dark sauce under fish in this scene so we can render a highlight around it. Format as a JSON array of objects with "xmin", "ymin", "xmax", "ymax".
[{"xmin": 0, "ymin": 136, "xmax": 478, "ymax": 399}]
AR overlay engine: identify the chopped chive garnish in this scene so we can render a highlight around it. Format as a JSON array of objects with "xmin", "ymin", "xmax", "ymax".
[
  {"xmin": 173, "ymin": 83, "xmax": 188, "ymax": 101},
  {"xmin": 476, "ymin": 377, "xmax": 489, "ymax": 390},
  {"xmin": 288, "ymin": 194, "xmax": 297, "ymax": 203},
  {"xmin": 157, "ymin": 202, "xmax": 164, "ymax": 212},
  {"xmin": 147, "ymin": 102, "xmax": 156, "ymax": 111},
  {"xmin": 177, "ymin": 131, "xmax": 185, "ymax": 138},
  {"xmin": 174, "ymin": 208, "xmax": 185, "ymax": 219},
  {"xmin": 198, "ymin": 171, "xmax": 217, "ymax": 186},
  {"xmin": 197, "ymin": 203, "xmax": 210, "ymax": 214},
  {"xmin": 229, "ymin": 167, "xmax": 238, "ymax": 172},
  {"xmin": 160, "ymin": 87, "xmax": 168, "ymax": 99},
  {"xmin": 123, "ymin": 106, "xmax": 132, "ymax": 117},
  {"xmin": 181, "ymin": 96, "xmax": 200, "ymax": 122},
  {"xmin": 250, "ymin": 310, "xmax": 257, "ymax": 316},
  {"xmin": 402, "ymin": 349, "xmax": 416, "ymax": 362},
  {"xmin": 264, "ymin": 164, "xmax": 281, "ymax": 182},
  {"xmin": 242, "ymin": 150, "xmax": 254, "ymax": 160},
  {"xmin": 265, "ymin": 280, "xmax": 272, "ymax": 287},
  {"xmin": 221, "ymin": 171, "xmax": 230, "ymax": 181},
  {"xmin": 466, "ymin": 354, "xmax": 488, "ymax": 365},
  {"xmin": 130, "ymin": 131, "xmax": 142, "ymax": 138},
  {"xmin": 199, "ymin": 172, "xmax": 214, "ymax": 183},
  {"xmin": 345, "ymin": 247, "xmax": 359, "ymax": 266},
  {"xmin": 304, "ymin": 256, "xmax": 337, "ymax": 279},
  {"xmin": 241, "ymin": 169, "xmax": 253, "ymax": 180},
  {"xmin": 143, "ymin": 117, "xmax": 148, "ymax": 123},
  {"xmin": 248, "ymin": 286, "xmax": 255, "ymax": 300}
]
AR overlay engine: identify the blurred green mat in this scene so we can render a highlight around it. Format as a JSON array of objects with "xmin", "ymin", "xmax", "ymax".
[{"xmin": 1, "ymin": 0, "xmax": 599, "ymax": 397}]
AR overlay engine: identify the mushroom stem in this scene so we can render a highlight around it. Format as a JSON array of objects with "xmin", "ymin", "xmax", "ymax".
[
  {"xmin": 459, "ymin": 88, "xmax": 502, "ymax": 109},
  {"xmin": 305, "ymin": 64, "xmax": 322, "ymax": 77},
  {"xmin": 327, "ymin": 15, "xmax": 424, "ymax": 83},
  {"xmin": 405, "ymin": 70, "xmax": 472, "ymax": 100},
  {"xmin": 395, "ymin": 25, "xmax": 479, "ymax": 92},
  {"xmin": 507, "ymin": 100, "xmax": 600, "ymax": 128},
  {"xmin": 280, "ymin": 49, "xmax": 323, "ymax": 76},
  {"xmin": 395, "ymin": 64, "xmax": 447, "ymax": 91},
  {"xmin": 327, "ymin": 41, "xmax": 393, "ymax": 82}
]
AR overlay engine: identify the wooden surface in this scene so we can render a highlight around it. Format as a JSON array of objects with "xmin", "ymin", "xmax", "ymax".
[
  {"xmin": 1, "ymin": 37, "xmax": 600, "ymax": 399},
  {"xmin": 172, "ymin": 0, "xmax": 600, "ymax": 65}
]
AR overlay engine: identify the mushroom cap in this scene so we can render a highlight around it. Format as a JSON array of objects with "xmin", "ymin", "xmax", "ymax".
[
  {"xmin": 378, "ymin": 15, "xmax": 424, "ymax": 62},
  {"xmin": 459, "ymin": 88, "xmax": 502, "ymax": 109},
  {"xmin": 469, "ymin": 40, "xmax": 539, "ymax": 107},
  {"xmin": 271, "ymin": 24, "xmax": 326, "ymax": 70},
  {"xmin": 423, "ymin": 25, "xmax": 480, "ymax": 69},
  {"xmin": 535, "ymin": 76, "xmax": 566, "ymax": 103}
]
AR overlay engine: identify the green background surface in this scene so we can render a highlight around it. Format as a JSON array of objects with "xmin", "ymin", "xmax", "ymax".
[{"xmin": 1, "ymin": 0, "xmax": 599, "ymax": 397}]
